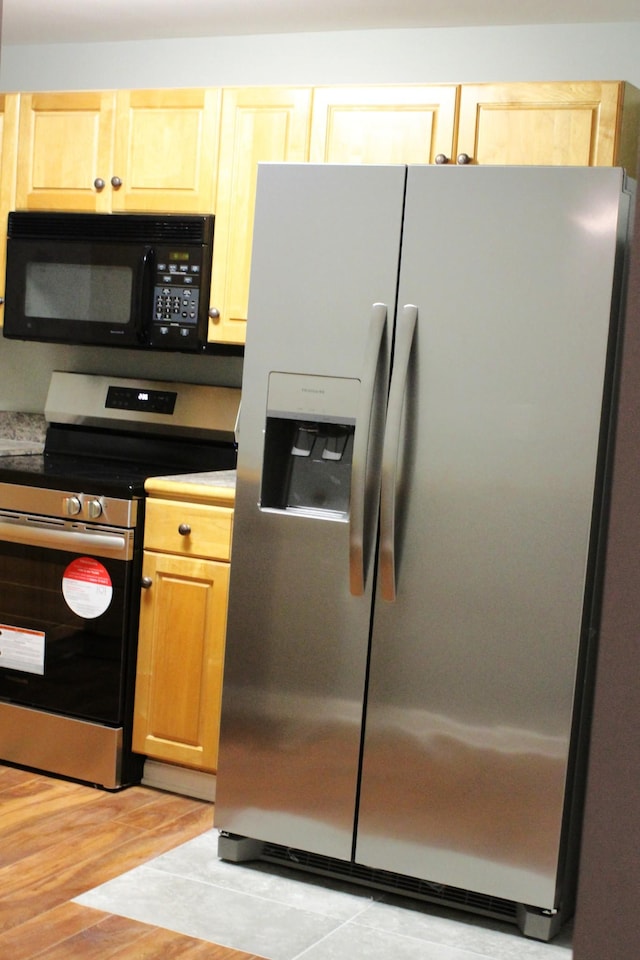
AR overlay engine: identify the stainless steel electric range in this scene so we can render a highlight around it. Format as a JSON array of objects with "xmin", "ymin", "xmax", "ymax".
[{"xmin": 0, "ymin": 371, "xmax": 239, "ymax": 789}]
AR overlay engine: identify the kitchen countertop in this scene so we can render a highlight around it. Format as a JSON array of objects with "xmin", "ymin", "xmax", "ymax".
[
  {"xmin": 145, "ymin": 469, "xmax": 236, "ymax": 506},
  {"xmin": 0, "ymin": 412, "xmax": 47, "ymax": 454}
]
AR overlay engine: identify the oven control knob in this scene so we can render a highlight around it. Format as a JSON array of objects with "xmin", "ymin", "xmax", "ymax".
[
  {"xmin": 86, "ymin": 499, "xmax": 103, "ymax": 519},
  {"xmin": 64, "ymin": 496, "xmax": 82, "ymax": 516}
]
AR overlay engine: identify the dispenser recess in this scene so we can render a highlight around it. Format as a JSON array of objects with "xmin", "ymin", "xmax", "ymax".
[{"xmin": 260, "ymin": 372, "xmax": 359, "ymax": 519}]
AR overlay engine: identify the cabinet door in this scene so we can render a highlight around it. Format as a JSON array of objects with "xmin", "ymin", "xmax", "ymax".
[
  {"xmin": 112, "ymin": 88, "xmax": 221, "ymax": 213},
  {"xmin": 456, "ymin": 81, "xmax": 623, "ymax": 166},
  {"xmin": 208, "ymin": 87, "xmax": 312, "ymax": 345},
  {"xmin": 0, "ymin": 94, "xmax": 19, "ymax": 318},
  {"xmin": 132, "ymin": 552, "xmax": 230, "ymax": 771},
  {"xmin": 309, "ymin": 85, "xmax": 458, "ymax": 164},
  {"xmin": 16, "ymin": 91, "xmax": 116, "ymax": 211}
]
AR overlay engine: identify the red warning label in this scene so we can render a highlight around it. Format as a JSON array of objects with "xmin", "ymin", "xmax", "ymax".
[{"xmin": 62, "ymin": 557, "xmax": 113, "ymax": 619}]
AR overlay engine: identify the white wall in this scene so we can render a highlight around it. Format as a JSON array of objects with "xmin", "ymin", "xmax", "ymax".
[
  {"xmin": 0, "ymin": 21, "xmax": 638, "ymax": 411},
  {"xmin": 0, "ymin": 340, "xmax": 243, "ymax": 412},
  {"xmin": 2, "ymin": 22, "xmax": 640, "ymax": 90}
]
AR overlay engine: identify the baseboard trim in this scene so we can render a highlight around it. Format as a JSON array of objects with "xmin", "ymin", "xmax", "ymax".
[{"xmin": 141, "ymin": 759, "xmax": 216, "ymax": 802}]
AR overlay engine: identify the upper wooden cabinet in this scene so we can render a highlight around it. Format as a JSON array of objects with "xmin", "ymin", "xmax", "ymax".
[
  {"xmin": 0, "ymin": 94, "xmax": 20, "ymax": 311},
  {"xmin": 111, "ymin": 89, "xmax": 220, "ymax": 212},
  {"xmin": 16, "ymin": 88, "xmax": 220, "ymax": 213},
  {"xmin": 309, "ymin": 85, "xmax": 458, "ymax": 164},
  {"xmin": 208, "ymin": 86, "xmax": 312, "ymax": 346},
  {"xmin": 455, "ymin": 81, "xmax": 639, "ymax": 170},
  {"xmin": 308, "ymin": 81, "xmax": 638, "ymax": 172},
  {"xmin": 17, "ymin": 91, "xmax": 116, "ymax": 211}
]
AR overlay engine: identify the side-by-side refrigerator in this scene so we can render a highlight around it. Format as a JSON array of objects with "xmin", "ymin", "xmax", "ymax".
[{"xmin": 215, "ymin": 163, "xmax": 634, "ymax": 940}]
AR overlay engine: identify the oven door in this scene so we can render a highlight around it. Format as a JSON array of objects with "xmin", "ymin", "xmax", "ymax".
[
  {"xmin": 0, "ymin": 514, "xmax": 140, "ymax": 726},
  {"xmin": 3, "ymin": 237, "xmax": 150, "ymax": 348}
]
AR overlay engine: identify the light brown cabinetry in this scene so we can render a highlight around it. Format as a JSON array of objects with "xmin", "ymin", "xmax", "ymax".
[
  {"xmin": 455, "ymin": 81, "xmax": 639, "ymax": 170},
  {"xmin": 309, "ymin": 81, "xmax": 638, "ymax": 170},
  {"xmin": 208, "ymin": 86, "xmax": 312, "ymax": 345},
  {"xmin": 309, "ymin": 85, "xmax": 458, "ymax": 164},
  {"xmin": 132, "ymin": 492, "xmax": 233, "ymax": 772},
  {"xmin": 16, "ymin": 88, "xmax": 220, "ymax": 213},
  {"xmin": 0, "ymin": 93, "xmax": 19, "ymax": 312}
]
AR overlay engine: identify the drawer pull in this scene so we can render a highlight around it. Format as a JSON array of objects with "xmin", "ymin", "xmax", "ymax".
[{"xmin": 178, "ymin": 523, "xmax": 192, "ymax": 536}]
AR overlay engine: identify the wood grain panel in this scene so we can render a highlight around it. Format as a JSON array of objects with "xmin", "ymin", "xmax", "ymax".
[
  {"xmin": 209, "ymin": 86, "xmax": 312, "ymax": 344},
  {"xmin": 456, "ymin": 81, "xmax": 622, "ymax": 166},
  {"xmin": 16, "ymin": 91, "xmax": 116, "ymax": 211},
  {"xmin": 310, "ymin": 84, "xmax": 457, "ymax": 164},
  {"xmin": 133, "ymin": 552, "xmax": 230, "ymax": 770},
  {"xmin": 143, "ymin": 499, "xmax": 233, "ymax": 561},
  {"xmin": 112, "ymin": 88, "xmax": 221, "ymax": 213},
  {"xmin": 0, "ymin": 765, "xmax": 263, "ymax": 959}
]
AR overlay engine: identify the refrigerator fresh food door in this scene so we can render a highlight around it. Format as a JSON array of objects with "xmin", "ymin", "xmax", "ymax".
[
  {"xmin": 355, "ymin": 165, "xmax": 630, "ymax": 909},
  {"xmin": 215, "ymin": 163, "xmax": 407, "ymax": 859}
]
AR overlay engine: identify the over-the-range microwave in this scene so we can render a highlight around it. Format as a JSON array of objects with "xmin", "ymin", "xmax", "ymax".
[{"xmin": 3, "ymin": 211, "xmax": 215, "ymax": 352}]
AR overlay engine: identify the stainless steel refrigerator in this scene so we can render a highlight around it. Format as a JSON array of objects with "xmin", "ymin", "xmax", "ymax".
[{"xmin": 215, "ymin": 163, "xmax": 634, "ymax": 940}]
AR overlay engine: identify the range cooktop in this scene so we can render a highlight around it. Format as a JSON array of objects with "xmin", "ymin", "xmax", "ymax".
[{"xmin": 0, "ymin": 372, "xmax": 240, "ymax": 498}]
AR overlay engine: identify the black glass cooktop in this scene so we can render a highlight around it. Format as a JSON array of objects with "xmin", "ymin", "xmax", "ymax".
[{"xmin": 0, "ymin": 424, "xmax": 237, "ymax": 498}]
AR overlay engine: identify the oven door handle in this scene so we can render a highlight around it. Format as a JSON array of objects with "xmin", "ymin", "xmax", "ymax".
[{"xmin": 0, "ymin": 521, "xmax": 131, "ymax": 560}]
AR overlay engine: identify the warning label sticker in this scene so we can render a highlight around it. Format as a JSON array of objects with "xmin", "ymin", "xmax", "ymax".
[
  {"xmin": 62, "ymin": 557, "xmax": 113, "ymax": 619},
  {"xmin": 0, "ymin": 624, "xmax": 45, "ymax": 675}
]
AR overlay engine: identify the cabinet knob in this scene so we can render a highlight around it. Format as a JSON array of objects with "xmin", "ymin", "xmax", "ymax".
[
  {"xmin": 208, "ymin": 308, "xmax": 220, "ymax": 321},
  {"xmin": 0, "ymin": 297, "xmax": 4, "ymax": 306},
  {"xmin": 111, "ymin": 176, "xmax": 123, "ymax": 189},
  {"xmin": 178, "ymin": 523, "xmax": 192, "ymax": 536},
  {"xmin": 434, "ymin": 154, "xmax": 450, "ymax": 164},
  {"xmin": 94, "ymin": 178, "xmax": 106, "ymax": 190},
  {"xmin": 456, "ymin": 153, "xmax": 472, "ymax": 165},
  {"xmin": 141, "ymin": 576, "xmax": 153, "ymax": 589}
]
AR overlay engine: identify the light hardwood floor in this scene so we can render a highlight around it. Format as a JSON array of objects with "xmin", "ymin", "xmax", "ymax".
[{"xmin": 0, "ymin": 763, "xmax": 264, "ymax": 959}]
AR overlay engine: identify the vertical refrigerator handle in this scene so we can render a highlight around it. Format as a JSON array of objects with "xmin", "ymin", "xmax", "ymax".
[
  {"xmin": 379, "ymin": 304, "xmax": 418, "ymax": 602},
  {"xmin": 350, "ymin": 302, "xmax": 388, "ymax": 596}
]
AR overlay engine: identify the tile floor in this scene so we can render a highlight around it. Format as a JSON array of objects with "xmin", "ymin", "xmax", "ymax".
[{"xmin": 75, "ymin": 829, "xmax": 573, "ymax": 960}]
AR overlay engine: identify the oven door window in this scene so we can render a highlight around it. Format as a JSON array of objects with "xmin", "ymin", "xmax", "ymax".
[{"xmin": 0, "ymin": 541, "xmax": 137, "ymax": 725}]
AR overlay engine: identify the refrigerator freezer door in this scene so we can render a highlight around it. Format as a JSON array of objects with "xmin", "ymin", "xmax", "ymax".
[
  {"xmin": 215, "ymin": 163, "xmax": 407, "ymax": 859},
  {"xmin": 356, "ymin": 165, "xmax": 628, "ymax": 908}
]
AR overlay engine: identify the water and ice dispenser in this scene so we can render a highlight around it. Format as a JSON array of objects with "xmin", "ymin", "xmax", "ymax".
[{"xmin": 260, "ymin": 372, "xmax": 359, "ymax": 518}]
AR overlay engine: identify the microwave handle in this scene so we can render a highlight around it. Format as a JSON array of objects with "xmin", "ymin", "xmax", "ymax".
[{"xmin": 137, "ymin": 245, "xmax": 155, "ymax": 344}]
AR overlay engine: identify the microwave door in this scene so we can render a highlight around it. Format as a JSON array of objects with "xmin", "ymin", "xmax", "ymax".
[{"xmin": 3, "ymin": 240, "xmax": 146, "ymax": 348}]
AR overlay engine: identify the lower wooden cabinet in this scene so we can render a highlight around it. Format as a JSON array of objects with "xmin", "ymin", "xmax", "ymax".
[{"xmin": 132, "ymin": 494, "xmax": 233, "ymax": 772}]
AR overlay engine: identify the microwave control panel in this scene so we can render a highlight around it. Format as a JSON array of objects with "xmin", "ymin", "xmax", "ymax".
[{"xmin": 151, "ymin": 245, "xmax": 204, "ymax": 349}]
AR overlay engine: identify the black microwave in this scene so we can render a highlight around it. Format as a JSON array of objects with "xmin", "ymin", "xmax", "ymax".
[{"xmin": 3, "ymin": 211, "xmax": 215, "ymax": 352}]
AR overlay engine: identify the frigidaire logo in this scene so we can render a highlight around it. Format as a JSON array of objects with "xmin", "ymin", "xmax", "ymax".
[{"xmin": 301, "ymin": 388, "xmax": 324, "ymax": 394}]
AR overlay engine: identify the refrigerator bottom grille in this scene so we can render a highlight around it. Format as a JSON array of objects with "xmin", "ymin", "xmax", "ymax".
[{"xmin": 260, "ymin": 841, "xmax": 518, "ymax": 923}]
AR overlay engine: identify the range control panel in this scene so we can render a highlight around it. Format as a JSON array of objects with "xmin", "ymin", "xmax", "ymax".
[{"xmin": 106, "ymin": 385, "xmax": 178, "ymax": 416}]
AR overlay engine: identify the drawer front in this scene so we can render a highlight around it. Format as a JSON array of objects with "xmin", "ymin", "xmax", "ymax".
[{"xmin": 144, "ymin": 499, "xmax": 233, "ymax": 560}]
